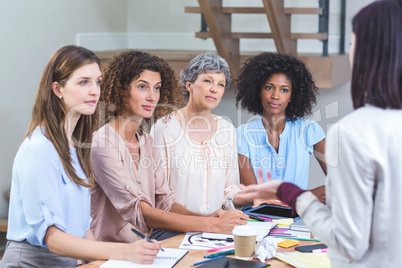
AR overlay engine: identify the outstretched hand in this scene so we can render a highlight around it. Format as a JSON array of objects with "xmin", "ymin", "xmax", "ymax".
[
  {"xmin": 252, "ymin": 198, "xmax": 289, "ymax": 208},
  {"xmin": 237, "ymin": 168, "xmax": 283, "ymax": 202},
  {"xmin": 309, "ymin": 185, "xmax": 326, "ymax": 203}
]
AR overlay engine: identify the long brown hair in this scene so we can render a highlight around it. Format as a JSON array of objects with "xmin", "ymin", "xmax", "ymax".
[
  {"xmin": 351, "ymin": 0, "xmax": 402, "ymax": 109},
  {"xmin": 26, "ymin": 45, "xmax": 100, "ymax": 187}
]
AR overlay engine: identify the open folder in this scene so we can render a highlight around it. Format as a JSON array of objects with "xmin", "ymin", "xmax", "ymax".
[{"xmin": 100, "ymin": 248, "xmax": 188, "ymax": 268}]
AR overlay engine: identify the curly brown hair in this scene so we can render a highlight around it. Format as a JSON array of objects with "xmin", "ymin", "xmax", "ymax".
[
  {"xmin": 236, "ymin": 52, "xmax": 318, "ymax": 121},
  {"xmin": 99, "ymin": 50, "xmax": 182, "ymax": 133}
]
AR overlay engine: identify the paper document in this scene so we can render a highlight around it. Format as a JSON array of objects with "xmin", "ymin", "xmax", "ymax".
[
  {"xmin": 100, "ymin": 248, "xmax": 188, "ymax": 268},
  {"xmin": 275, "ymin": 252, "xmax": 330, "ymax": 268},
  {"xmin": 179, "ymin": 222, "xmax": 277, "ymax": 250}
]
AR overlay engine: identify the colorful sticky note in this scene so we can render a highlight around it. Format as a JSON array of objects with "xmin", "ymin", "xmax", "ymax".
[
  {"xmin": 273, "ymin": 218, "xmax": 294, "ymax": 227},
  {"xmin": 277, "ymin": 239, "xmax": 300, "ymax": 248}
]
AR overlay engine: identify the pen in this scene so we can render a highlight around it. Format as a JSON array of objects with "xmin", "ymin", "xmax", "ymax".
[
  {"xmin": 275, "ymin": 236, "xmax": 321, "ymax": 242},
  {"xmin": 204, "ymin": 249, "xmax": 235, "ymax": 258},
  {"xmin": 258, "ymin": 216, "xmax": 273, "ymax": 221},
  {"xmin": 193, "ymin": 255, "xmax": 225, "ymax": 266},
  {"xmin": 248, "ymin": 214, "xmax": 265, "ymax": 221},
  {"xmin": 228, "ymin": 197, "xmax": 236, "ymax": 210},
  {"xmin": 207, "ymin": 244, "xmax": 234, "ymax": 252},
  {"xmin": 248, "ymin": 214, "xmax": 273, "ymax": 222},
  {"xmin": 312, "ymin": 248, "xmax": 328, "ymax": 253},
  {"xmin": 131, "ymin": 228, "xmax": 165, "ymax": 252}
]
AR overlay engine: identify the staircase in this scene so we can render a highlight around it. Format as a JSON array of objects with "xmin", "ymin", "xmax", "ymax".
[
  {"xmin": 184, "ymin": 0, "xmax": 350, "ymax": 88},
  {"xmin": 95, "ymin": 0, "xmax": 350, "ymax": 89}
]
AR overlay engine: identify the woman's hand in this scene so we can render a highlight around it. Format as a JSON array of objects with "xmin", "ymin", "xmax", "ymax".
[
  {"xmin": 125, "ymin": 239, "xmax": 161, "ymax": 264},
  {"xmin": 213, "ymin": 210, "xmax": 249, "ymax": 234},
  {"xmin": 208, "ymin": 208, "xmax": 225, "ymax": 217},
  {"xmin": 237, "ymin": 168, "xmax": 283, "ymax": 201},
  {"xmin": 252, "ymin": 198, "xmax": 289, "ymax": 208},
  {"xmin": 309, "ymin": 185, "xmax": 326, "ymax": 203}
]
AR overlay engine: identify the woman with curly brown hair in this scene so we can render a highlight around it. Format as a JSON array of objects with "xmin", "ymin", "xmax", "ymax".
[
  {"xmin": 236, "ymin": 52, "xmax": 327, "ymax": 203},
  {"xmin": 90, "ymin": 50, "xmax": 247, "ymax": 244}
]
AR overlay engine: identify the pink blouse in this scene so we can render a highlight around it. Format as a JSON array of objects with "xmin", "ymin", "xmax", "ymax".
[{"xmin": 90, "ymin": 124, "xmax": 176, "ymax": 243}]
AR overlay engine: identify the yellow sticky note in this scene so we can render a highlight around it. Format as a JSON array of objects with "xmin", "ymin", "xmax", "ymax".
[
  {"xmin": 277, "ymin": 239, "xmax": 300, "ymax": 248},
  {"xmin": 273, "ymin": 218, "xmax": 294, "ymax": 227}
]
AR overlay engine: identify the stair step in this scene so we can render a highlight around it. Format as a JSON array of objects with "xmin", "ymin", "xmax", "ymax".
[
  {"xmin": 195, "ymin": 32, "xmax": 328, "ymax": 40},
  {"xmin": 95, "ymin": 50, "xmax": 350, "ymax": 89},
  {"xmin": 185, "ymin": 6, "xmax": 323, "ymax": 15}
]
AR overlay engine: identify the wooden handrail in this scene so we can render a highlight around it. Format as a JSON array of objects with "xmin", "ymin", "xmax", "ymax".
[
  {"xmin": 196, "ymin": 32, "xmax": 328, "ymax": 40},
  {"xmin": 185, "ymin": 6, "xmax": 323, "ymax": 15},
  {"xmin": 197, "ymin": 0, "xmax": 240, "ymax": 78}
]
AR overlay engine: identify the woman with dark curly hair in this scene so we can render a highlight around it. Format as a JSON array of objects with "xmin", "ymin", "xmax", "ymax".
[
  {"xmin": 236, "ymin": 1, "xmax": 402, "ymax": 266},
  {"xmin": 236, "ymin": 52, "xmax": 327, "ymax": 202},
  {"xmin": 90, "ymin": 50, "xmax": 246, "ymax": 244}
]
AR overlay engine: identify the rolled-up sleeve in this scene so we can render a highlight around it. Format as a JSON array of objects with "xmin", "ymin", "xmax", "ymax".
[
  {"xmin": 91, "ymin": 145, "xmax": 152, "ymax": 233},
  {"xmin": 18, "ymin": 144, "xmax": 68, "ymax": 247}
]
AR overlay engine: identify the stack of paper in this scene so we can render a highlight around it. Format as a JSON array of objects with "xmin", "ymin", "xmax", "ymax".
[
  {"xmin": 275, "ymin": 252, "xmax": 330, "ymax": 268},
  {"xmin": 290, "ymin": 219, "xmax": 310, "ymax": 232}
]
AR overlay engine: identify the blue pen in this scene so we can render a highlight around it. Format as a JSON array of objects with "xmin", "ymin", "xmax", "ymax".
[{"xmin": 193, "ymin": 255, "xmax": 225, "ymax": 266}]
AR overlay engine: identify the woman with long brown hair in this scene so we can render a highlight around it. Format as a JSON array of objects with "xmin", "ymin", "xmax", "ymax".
[{"xmin": 1, "ymin": 45, "xmax": 160, "ymax": 267}]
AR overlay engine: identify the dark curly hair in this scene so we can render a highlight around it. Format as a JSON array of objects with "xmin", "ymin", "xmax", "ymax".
[
  {"xmin": 236, "ymin": 52, "xmax": 318, "ymax": 121},
  {"xmin": 99, "ymin": 50, "xmax": 182, "ymax": 133}
]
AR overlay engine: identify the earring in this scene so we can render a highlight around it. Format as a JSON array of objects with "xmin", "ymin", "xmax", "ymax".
[{"xmin": 59, "ymin": 96, "xmax": 62, "ymax": 99}]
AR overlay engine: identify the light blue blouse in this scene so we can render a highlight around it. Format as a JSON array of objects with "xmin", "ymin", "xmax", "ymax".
[
  {"xmin": 236, "ymin": 117, "xmax": 325, "ymax": 189},
  {"xmin": 7, "ymin": 127, "xmax": 91, "ymax": 247}
]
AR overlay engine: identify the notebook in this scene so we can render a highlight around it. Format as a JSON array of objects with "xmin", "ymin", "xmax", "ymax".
[
  {"xmin": 197, "ymin": 256, "xmax": 270, "ymax": 268},
  {"xmin": 275, "ymin": 252, "xmax": 330, "ymax": 268},
  {"xmin": 100, "ymin": 248, "xmax": 188, "ymax": 268}
]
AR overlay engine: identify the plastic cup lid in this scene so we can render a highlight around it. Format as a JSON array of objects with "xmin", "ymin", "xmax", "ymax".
[{"xmin": 232, "ymin": 225, "xmax": 257, "ymax": 236}]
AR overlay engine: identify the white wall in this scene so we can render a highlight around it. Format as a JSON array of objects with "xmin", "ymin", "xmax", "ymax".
[
  {"xmin": 0, "ymin": 0, "xmax": 128, "ymax": 219},
  {"xmin": 0, "ymin": 0, "xmax": 375, "ymax": 220}
]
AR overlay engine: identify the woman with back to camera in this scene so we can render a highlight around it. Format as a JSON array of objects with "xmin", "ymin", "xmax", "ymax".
[
  {"xmin": 90, "ymin": 50, "xmax": 247, "ymax": 243},
  {"xmin": 236, "ymin": 52, "xmax": 327, "ymax": 204},
  {"xmin": 237, "ymin": 0, "xmax": 402, "ymax": 266},
  {"xmin": 151, "ymin": 52, "xmax": 253, "ymax": 214},
  {"xmin": 0, "ymin": 45, "xmax": 160, "ymax": 268}
]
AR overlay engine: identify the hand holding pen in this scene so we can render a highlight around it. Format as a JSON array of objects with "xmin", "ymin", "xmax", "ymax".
[
  {"xmin": 131, "ymin": 228, "xmax": 164, "ymax": 252},
  {"xmin": 227, "ymin": 197, "xmax": 236, "ymax": 211}
]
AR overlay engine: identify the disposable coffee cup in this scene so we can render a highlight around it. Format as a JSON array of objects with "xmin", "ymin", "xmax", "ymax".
[{"xmin": 232, "ymin": 225, "xmax": 257, "ymax": 260}]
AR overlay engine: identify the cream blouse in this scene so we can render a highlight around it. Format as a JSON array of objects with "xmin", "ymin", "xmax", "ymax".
[{"xmin": 151, "ymin": 114, "xmax": 241, "ymax": 215}]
